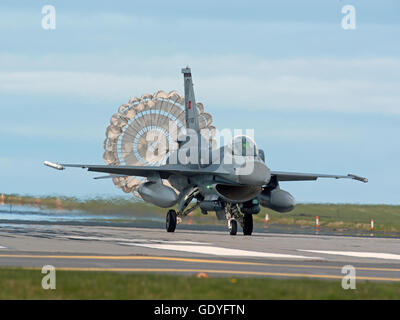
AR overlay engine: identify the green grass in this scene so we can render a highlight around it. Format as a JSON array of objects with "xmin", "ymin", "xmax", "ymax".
[
  {"xmin": 252, "ymin": 204, "xmax": 400, "ymax": 233},
  {"xmin": 0, "ymin": 268, "xmax": 400, "ymax": 299},
  {"xmin": 2, "ymin": 194, "xmax": 400, "ymax": 233}
]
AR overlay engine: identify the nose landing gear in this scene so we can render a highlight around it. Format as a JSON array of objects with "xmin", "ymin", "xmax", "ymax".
[
  {"xmin": 228, "ymin": 219, "xmax": 238, "ymax": 235},
  {"xmin": 225, "ymin": 203, "xmax": 253, "ymax": 236}
]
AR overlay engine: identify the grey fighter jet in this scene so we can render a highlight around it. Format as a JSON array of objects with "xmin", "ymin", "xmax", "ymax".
[{"xmin": 44, "ymin": 67, "xmax": 367, "ymax": 236}]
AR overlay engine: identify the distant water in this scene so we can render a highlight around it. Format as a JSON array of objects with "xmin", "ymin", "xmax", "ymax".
[{"xmin": 0, "ymin": 204, "xmax": 163, "ymax": 224}]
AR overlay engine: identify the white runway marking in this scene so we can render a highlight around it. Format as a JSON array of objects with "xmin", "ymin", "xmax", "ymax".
[
  {"xmin": 153, "ymin": 241, "xmax": 209, "ymax": 245},
  {"xmin": 122, "ymin": 243, "xmax": 323, "ymax": 259},
  {"xmin": 58, "ymin": 235, "xmax": 208, "ymax": 245},
  {"xmin": 299, "ymin": 250, "xmax": 400, "ymax": 261}
]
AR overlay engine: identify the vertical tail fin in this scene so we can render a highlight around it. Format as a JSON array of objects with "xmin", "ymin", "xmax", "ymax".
[{"xmin": 182, "ymin": 66, "xmax": 200, "ymax": 133}]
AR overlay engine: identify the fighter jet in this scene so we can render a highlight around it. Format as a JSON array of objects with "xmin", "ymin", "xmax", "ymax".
[{"xmin": 44, "ymin": 67, "xmax": 367, "ymax": 236}]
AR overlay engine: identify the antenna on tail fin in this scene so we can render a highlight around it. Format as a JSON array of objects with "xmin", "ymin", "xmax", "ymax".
[{"xmin": 182, "ymin": 66, "xmax": 200, "ymax": 133}]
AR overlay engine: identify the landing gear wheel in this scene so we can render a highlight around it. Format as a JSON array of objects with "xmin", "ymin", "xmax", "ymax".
[
  {"xmin": 229, "ymin": 219, "xmax": 237, "ymax": 235},
  {"xmin": 166, "ymin": 209, "xmax": 177, "ymax": 232},
  {"xmin": 243, "ymin": 214, "xmax": 253, "ymax": 236}
]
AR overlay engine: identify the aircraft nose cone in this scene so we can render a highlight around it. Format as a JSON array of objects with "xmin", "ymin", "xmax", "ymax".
[{"xmin": 236, "ymin": 159, "xmax": 271, "ymax": 185}]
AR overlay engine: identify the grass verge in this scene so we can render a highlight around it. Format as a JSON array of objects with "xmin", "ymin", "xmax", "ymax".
[{"xmin": 0, "ymin": 268, "xmax": 399, "ymax": 299}]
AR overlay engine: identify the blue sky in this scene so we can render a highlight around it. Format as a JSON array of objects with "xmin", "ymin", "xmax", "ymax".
[{"xmin": 0, "ymin": 0, "xmax": 399, "ymax": 203}]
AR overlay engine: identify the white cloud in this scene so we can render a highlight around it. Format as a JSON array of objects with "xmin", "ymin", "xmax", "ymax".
[
  {"xmin": 0, "ymin": 55, "xmax": 399, "ymax": 115},
  {"xmin": 0, "ymin": 124, "xmax": 101, "ymax": 141}
]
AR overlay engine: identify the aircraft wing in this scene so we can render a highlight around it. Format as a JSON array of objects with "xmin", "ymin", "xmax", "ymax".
[
  {"xmin": 270, "ymin": 171, "xmax": 368, "ymax": 183},
  {"xmin": 43, "ymin": 161, "xmax": 226, "ymax": 179}
]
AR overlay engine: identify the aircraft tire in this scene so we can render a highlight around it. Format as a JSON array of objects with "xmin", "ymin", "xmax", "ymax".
[
  {"xmin": 166, "ymin": 209, "xmax": 177, "ymax": 232},
  {"xmin": 243, "ymin": 214, "xmax": 253, "ymax": 236},
  {"xmin": 229, "ymin": 219, "xmax": 237, "ymax": 235}
]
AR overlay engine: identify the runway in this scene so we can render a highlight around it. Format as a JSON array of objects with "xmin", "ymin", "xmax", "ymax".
[{"xmin": 1, "ymin": 222, "xmax": 400, "ymax": 281}]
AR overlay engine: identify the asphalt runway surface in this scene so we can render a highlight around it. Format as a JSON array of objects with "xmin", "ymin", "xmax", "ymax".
[{"xmin": 1, "ymin": 221, "xmax": 400, "ymax": 282}]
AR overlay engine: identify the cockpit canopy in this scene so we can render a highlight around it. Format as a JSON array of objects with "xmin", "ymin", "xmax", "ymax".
[{"xmin": 231, "ymin": 135, "xmax": 258, "ymax": 157}]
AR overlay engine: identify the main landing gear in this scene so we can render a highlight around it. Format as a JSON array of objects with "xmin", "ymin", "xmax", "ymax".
[
  {"xmin": 242, "ymin": 213, "xmax": 253, "ymax": 236},
  {"xmin": 165, "ymin": 187, "xmax": 199, "ymax": 233},
  {"xmin": 165, "ymin": 200, "xmax": 254, "ymax": 236},
  {"xmin": 166, "ymin": 209, "xmax": 177, "ymax": 232}
]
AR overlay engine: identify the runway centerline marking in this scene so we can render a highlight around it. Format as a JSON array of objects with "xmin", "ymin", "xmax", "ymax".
[
  {"xmin": 299, "ymin": 250, "xmax": 400, "ymax": 261},
  {"xmin": 120, "ymin": 243, "xmax": 323, "ymax": 260},
  {"xmin": 1, "ymin": 254, "xmax": 400, "ymax": 272},
  {"xmin": 20, "ymin": 266, "xmax": 400, "ymax": 282}
]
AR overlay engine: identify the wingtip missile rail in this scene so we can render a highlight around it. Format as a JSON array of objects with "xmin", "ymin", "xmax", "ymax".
[
  {"xmin": 43, "ymin": 161, "xmax": 65, "ymax": 171},
  {"xmin": 348, "ymin": 174, "xmax": 368, "ymax": 183}
]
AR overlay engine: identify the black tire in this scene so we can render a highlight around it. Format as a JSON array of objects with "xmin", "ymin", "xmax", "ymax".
[
  {"xmin": 166, "ymin": 209, "xmax": 177, "ymax": 232},
  {"xmin": 229, "ymin": 219, "xmax": 237, "ymax": 235},
  {"xmin": 243, "ymin": 214, "xmax": 253, "ymax": 236}
]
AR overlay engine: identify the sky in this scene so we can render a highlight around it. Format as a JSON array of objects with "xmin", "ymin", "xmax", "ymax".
[{"xmin": 0, "ymin": 0, "xmax": 399, "ymax": 203}]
